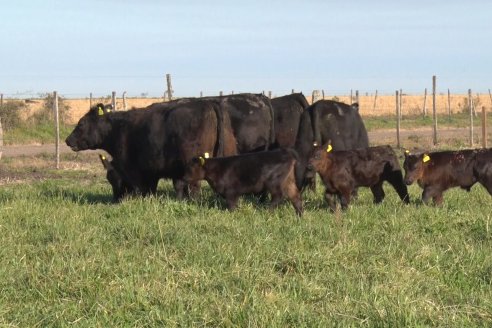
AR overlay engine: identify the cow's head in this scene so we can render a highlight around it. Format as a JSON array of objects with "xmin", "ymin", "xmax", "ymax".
[
  {"xmin": 184, "ymin": 153, "xmax": 209, "ymax": 183},
  {"xmin": 403, "ymin": 150, "xmax": 430, "ymax": 185},
  {"xmin": 307, "ymin": 140, "xmax": 333, "ymax": 173},
  {"xmin": 65, "ymin": 103, "xmax": 113, "ymax": 151}
]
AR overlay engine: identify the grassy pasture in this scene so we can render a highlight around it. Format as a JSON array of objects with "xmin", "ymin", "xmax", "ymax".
[{"xmin": 1, "ymin": 153, "xmax": 492, "ymax": 327}]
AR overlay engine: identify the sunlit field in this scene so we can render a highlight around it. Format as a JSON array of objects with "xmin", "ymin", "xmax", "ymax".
[{"xmin": 1, "ymin": 153, "xmax": 491, "ymax": 326}]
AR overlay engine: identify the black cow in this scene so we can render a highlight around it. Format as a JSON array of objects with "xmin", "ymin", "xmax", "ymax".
[
  {"xmin": 403, "ymin": 148, "xmax": 492, "ymax": 205},
  {"xmin": 183, "ymin": 148, "xmax": 303, "ymax": 216},
  {"xmin": 308, "ymin": 143, "xmax": 409, "ymax": 210},
  {"xmin": 66, "ymin": 101, "xmax": 226, "ymax": 200},
  {"xmin": 270, "ymin": 93, "xmax": 310, "ymax": 148},
  {"xmin": 148, "ymin": 93, "xmax": 275, "ymax": 154},
  {"xmin": 295, "ymin": 100, "xmax": 369, "ymax": 190}
]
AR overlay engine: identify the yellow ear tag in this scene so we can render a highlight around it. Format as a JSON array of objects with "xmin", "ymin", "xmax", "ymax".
[
  {"xmin": 313, "ymin": 142, "xmax": 318, "ymax": 147},
  {"xmin": 98, "ymin": 107, "xmax": 104, "ymax": 116},
  {"xmin": 423, "ymin": 154, "xmax": 430, "ymax": 163},
  {"xmin": 101, "ymin": 155, "xmax": 106, "ymax": 160},
  {"xmin": 204, "ymin": 152, "xmax": 210, "ymax": 159},
  {"xmin": 199, "ymin": 156, "xmax": 206, "ymax": 166},
  {"xmin": 326, "ymin": 144, "xmax": 333, "ymax": 153},
  {"xmin": 405, "ymin": 150, "xmax": 410, "ymax": 154}
]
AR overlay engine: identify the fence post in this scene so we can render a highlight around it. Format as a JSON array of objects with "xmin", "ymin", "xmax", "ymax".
[
  {"xmin": 0, "ymin": 93, "xmax": 3, "ymax": 107},
  {"xmin": 432, "ymin": 76, "xmax": 437, "ymax": 145},
  {"xmin": 482, "ymin": 106, "xmax": 488, "ymax": 148},
  {"xmin": 355, "ymin": 90, "xmax": 359, "ymax": 104},
  {"xmin": 447, "ymin": 88, "xmax": 451, "ymax": 119},
  {"xmin": 53, "ymin": 91, "xmax": 60, "ymax": 169},
  {"xmin": 89, "ymin": 92, "xmax": 93, "ymax": 109},
  {"xmin": 291, "ymin": 89, "xmax": 295, "ymax": 94},
  {"xmin": 322, "ymin": 90, "xmax": 325, "ymax": 100},
  {"xmin": 469, "ymin": 89, "xmax": 474, "ymax": 147},
  {"xmin": 268, "ymin": 91, "xmax": 272, "ymax": 99},
  {"xmin": 396, "ymin": 90, "xmax": 400, "ymax": 148},
  {"xmin": 220, "ymin": 91, "xmax": 223, "ymax": 97},
  {"xmin": 166, "ymin": 74, "xmax": 173, "ymax": 101},
  {"xmin": 489, "ymin": 89, "xmax": 492, "ymax": 106},
  {"xmin": 111, "ymin": 91, "xmax": 116, "ymax": 111},
  {"xmin": 200, "ymin": 91, "xmax": 203, "ymax": 98},
  {"xmin": 373, "ymin": 90, "xmax": 378, "ymax": 113},
  {"xmin": 350, "ymin": 89, "xmax": 353, "ymax": 104},
  {"xmin": 423, "ymin": 88, "xmax": 427, "ymax": 117},
  {"xmin": 122, "ymin": 91, "xmax": 127, "ymax": 110}
]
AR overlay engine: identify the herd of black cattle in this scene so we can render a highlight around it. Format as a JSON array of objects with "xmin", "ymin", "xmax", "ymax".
[{"xmin": 65, "ymin": 93, "xmax": 492, "ymax": 216}]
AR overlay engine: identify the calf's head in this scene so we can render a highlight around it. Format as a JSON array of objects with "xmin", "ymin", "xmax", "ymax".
[
  {"xmin": 307, "ymin": 141, "xmax": 333, "ymax": 173},
  {"xmin": 403, "ymin": 150, "xmax": 430, "ymax": 185},
  {"xmin": 99, "ymin": 154, "xmax": 127, "ymax": 200},
  {"xmin": 184, "ymin": 153, "xmax": 209, "ymax": 183},
  {"xmin": 66, "ymin": 103, "xmax": 113, "ymax": 151}
]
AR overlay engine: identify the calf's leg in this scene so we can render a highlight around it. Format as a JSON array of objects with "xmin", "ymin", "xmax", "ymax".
[
  {"xmin": 422, "ymin": 186, "xmax": 444, "ymax": 206},
  {"xmin": 386, "ymin": 170, "xmax": 410, "ymax": 203},
  {"xmin": 370, "ymin": 181, "xmax": 385, "ymax": 204}
]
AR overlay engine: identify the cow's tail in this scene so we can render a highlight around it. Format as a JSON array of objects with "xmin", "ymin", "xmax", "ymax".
[
  {"xmin": 266, "ymin": 96, "xmax": 276, "ymax": 150},
  {"xmin": 212, "ymin": 102, "xmax": 225, "ymax": 157},
  {"xmin": 298, "ymin": 92, "xmax": 310, "ymax": 109},
  {"xmin": 311, "ymin": 102, "xmax": 321, "ymax": 145}
]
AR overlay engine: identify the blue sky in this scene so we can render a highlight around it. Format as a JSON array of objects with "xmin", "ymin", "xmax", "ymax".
[{"xmin": 1, "ymin": 0, "xmax": 491, "ymax": 98}]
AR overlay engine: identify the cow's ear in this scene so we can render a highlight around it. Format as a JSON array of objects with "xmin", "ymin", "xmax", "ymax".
[
  {"xmin": 99, "ymin": 154, "xmax": 109, "ymax": 169},
  {"xmin": 104, "ymin": 104, "xmax": 113, "ymax": 113},
  {"xmin": 323, "ymin": 139, "xmax": 333, "ymax": 153},
  {"xmin": 351, "ymin": 103, "xmax": 359, "ymax": 112}
]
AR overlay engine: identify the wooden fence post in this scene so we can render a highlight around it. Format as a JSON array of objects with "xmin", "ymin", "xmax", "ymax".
[
  {"xmin": 268, "ymin": 91, "xmax": 272, "ymax": 99},
  {"xmin": 373, "ymin": 90, "xmax": 378, "ymax": 113},
  {"xmin": 291, "ymin": 89, "xmax": 295, "ymax": 94},
  {"xmin": 0, "ymin": 93, "xmax": 3, "ymax": 107},
  {"xmin": 111, "ymin": 91, "xmax": 116, "ymax": 111},
  {"xmin": 220, "ymin": 91, "xmax": 223, "ymax": 97},
  {"xmin": 322, "ymin": 90, "xmax": 325, "ymax": 100},
  {"xmin": 53, "ymin": 91, "xmax": 60, "ymax": 169},
  {"xmin": 432, "ymin": 75, "xmax": 437, "ymax": 145},
  {"xmin": 488, "ymin": 89, "xmax": 492, "ymax": 106},
  {"xmin": 469, "ymin": 89, "xmax": 474, "ymax": 147},
  {"xmin": 200, "ymin": 91, "xmax": 203, "ymax": 98},
  {"xmin": 89, "ymin": 92, "xmax": 93, "ymax": 109},
  {"xmin": 355, "ymin": 90, "xmax": 359, "ymax": 104},
  {"xmin": 396, "ymin": 90, "xmax": 400, "ymax": 148},
  {"xmin": 447, "ymin": 88, "xmax": 451, "ymax": 119},
  {"xmin": 122, "ymin": 91, "xmax": 127, "ymax": 110},
  {"xmin": 166, "ymin": 74, "xmax": 173, "ymax": 101},
  {"xmin": 482, "ymin": 106, "xmax": 488, "ymax": 148},
  {"xmin": 350, "ymin": 89, "xmax": 353, "ymax": 104},
  {"xmin": 423, "ymin": 88, "xmax": 427, "ymax": 117}
]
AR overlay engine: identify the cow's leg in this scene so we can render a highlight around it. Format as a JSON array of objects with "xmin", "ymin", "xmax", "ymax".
[
  {"xmin": 370, "ymin": 181, "xmax": 385, "ymax": 204},
  {"xmin": 478, "ymin": 176, "xmax": 492, "ymax": 196},
  {"xmin": 324, "ymin": 190, "xmax": 337, "ymax": 212},
  {"xmin": 338, "ymin": 187, "xmax": 352, "ymax": 210},
  {"xmin": 173, "ymin": 179, "xmax": 189, "ymax": 200},
  {"xmin": 283, "ymin": 182, "xmax": 303, "ymax": 217},
  {"xmin": 422, "ymin": 187, "xmax": 443, "ymax": 205},
  {"xmin": 188, "ymin": 181, "xmax": 201, "ymax": 198},
  {"xmin": 225, "ymin": 195, "xmax": 239, "ymax": 211},
  {"xmin": 386, "ymin": 170, "xmax": 410, "ymax": 203}
]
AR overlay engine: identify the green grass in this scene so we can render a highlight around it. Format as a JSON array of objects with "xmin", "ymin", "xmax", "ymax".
[
  {"xmin": 363, "ymin": 112, "xmax": 486, "ymax": 132},
  {"xmin": 2, "ymin": 122, "xmax": 74, "ymax": 145},
  {"xmin": 1, "ymin": 155, "xmax": 492, "ymax": 326}
]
